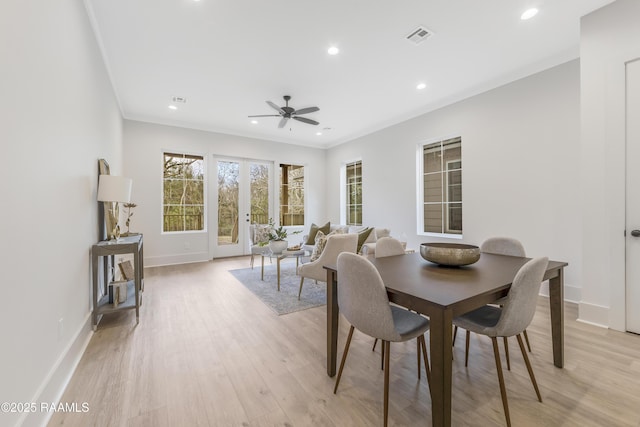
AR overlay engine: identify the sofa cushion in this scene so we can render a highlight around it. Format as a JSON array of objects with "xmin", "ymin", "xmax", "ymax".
[
  {"xmin": 348, "ymin": 225, "xmax": 366, "ymax": 234},
  {"xmin": 303, "ymin": 224, "xmax": 391, "ymax": 254},
  {"xmin": 331, "ymin": 224, "xmax": 350, "ymax": 234},
  {"xmin": 375, "ymin": 228, "xmax": 391, "ymax": 239},
  {"xmin": 305, "ymin": 222, "xmax": 330, "ymax": 245}
]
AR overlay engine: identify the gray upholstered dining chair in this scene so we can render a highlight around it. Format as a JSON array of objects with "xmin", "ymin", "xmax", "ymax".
[
  {"xmin": 297, "ymin": 233, "xmax": 357, "ymax": 300},
  {"xmin": 334, "ymin": 252, "xmax": 431, "ymax": 427},
  {"xmin": 374, "ymin": 237, "xmax": 406, "ymax": 258},
  {"xmin": 483, "ymin": 237, "xmax": 532, "ymax": 349},
  {"xmin": 371, "ymin": 236, "xmax": 409, "ymax": 358},
  {"xmin": 453, "ymin": 256, "xmax": 548, "ymax": 427},
  {"xmin": 454, "ymin": 237, "xmax": 530, "ymax": 370}
]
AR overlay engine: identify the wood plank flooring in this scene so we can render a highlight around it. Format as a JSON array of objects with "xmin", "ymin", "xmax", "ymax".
[{"xmin": 49, "ymin": 257, "xmax": 640, "ymax": 426}]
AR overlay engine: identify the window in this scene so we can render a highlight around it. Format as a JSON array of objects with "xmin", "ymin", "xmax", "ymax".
[
  {"xmin": 279, "ymin": 163, "xmax": 304, "ymax": 226},
  {"xmin": 345, "ymin": 161, "xmax": 362, "ymax": 225},
  {"xmin": 418, "ymin": 136, "xmax": 462, "ymax": 236},
  {"xmin": 249, "ymin": 162, "xmax": 270, "ymax": 225},
  {"xmin": 163, "ymin": 152, "xmax": 205, "ymax": 232}
]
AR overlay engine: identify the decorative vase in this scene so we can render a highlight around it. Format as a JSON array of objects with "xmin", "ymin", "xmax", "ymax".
[{"xmin": 268, "ymin": 240, "xmax": 288, "ymax": 254}]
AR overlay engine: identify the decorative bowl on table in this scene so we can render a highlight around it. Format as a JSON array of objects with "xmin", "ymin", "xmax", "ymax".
[
  {"xmin": 268, "ymin": 240, "xmax": 288, "ymax": 254},
  {"xmin": 420, "ymin": 243, "xmax": 480, "ymax": 266}
]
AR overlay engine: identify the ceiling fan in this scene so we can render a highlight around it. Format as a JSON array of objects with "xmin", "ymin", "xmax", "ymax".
[{"xmin": 248, "ymin": 95, "xmax": 320, "ymax": 128}]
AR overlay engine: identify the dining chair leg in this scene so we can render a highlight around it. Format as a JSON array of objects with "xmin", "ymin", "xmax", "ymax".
[
  {"xmin": 372, "ymin": 338, "xmax": 378, "ymax": 352},
  {"xmin": 381, "ymin": 342, "xmax": 384, "ymax": 370},
  {"xmin": 516, "ymin": 334, "xmax": 542, "ymax": 402},
  {"xmin": 419, "ymin": 335, "xmax": 431, "ymax": 387},
  {"xmin": 503, "ymin": 336, "xmax": 511, "ymax": 371},
  {"xmin": 464, "ymin": 330, "xmax": 471, "ymax": 367},
  {"xmin": 491, "ymin": 337, "xmax": 511, "ymax": 427},
  {"xmin": 383, "ymin": 340, "xmax": 391, "ymax": 427},
  {"xmin": 417, "ymin": 339, "xmax": 421, "ymax": 380},
  {"xmin": 297, "ymin": 277, "xmax": 304, "ymax": 300},
  {"xmin": 453, "ymin": 325, "xmax": 458, "ymax": 347},
  {"xmin": 333, "ymin": 325, "xmax": 355, "ymax": 394},
  {"xmin": 250, "ymin": 254, "xmax": 254, "ymax": 268},
  {"xmin": 523, "ymin": 329, "xmax": 532, "ymax": 352}
]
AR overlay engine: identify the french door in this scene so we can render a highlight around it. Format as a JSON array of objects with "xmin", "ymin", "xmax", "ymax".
[
  {"xmin": 626, "ymin": 59, "xmax": 640, "ymax": 333},
  {"xmin": 212, "ymin": 157, "xmax": 272, "ymax": 258}
]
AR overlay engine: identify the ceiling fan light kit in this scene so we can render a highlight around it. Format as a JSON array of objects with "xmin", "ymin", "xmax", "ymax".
[{"xmin": 249, "ymin": 95, "xmax": 320, "ymax": 128}]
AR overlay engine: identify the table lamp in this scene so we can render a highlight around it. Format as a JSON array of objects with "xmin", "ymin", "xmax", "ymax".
[{"xmin": 97, "ymin": 175, "xmax": 132, "ymax": 240}]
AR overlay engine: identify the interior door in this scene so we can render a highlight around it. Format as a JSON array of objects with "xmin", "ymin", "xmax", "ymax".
[
  {"xmin": 213, "ymin": 157, "xmax": 272, "ymax": 258},
  {"xmin": 626, "ymin": 59, "xmax": 640, "ymax": 333}
]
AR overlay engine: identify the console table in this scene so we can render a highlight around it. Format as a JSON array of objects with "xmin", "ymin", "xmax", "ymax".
[{"xmin": 91, "ymin": 234, "xmax": 144, "ymax": 329}]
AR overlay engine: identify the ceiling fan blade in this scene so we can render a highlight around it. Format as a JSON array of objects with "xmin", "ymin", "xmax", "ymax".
[
  {"xmin": 293, "ymin": 116, "xmax": 319, "ymax": 126},
  {"xmin": 278, "ymin": 117, "xmax": 289, "ymax": 128},
  {"xmin": 266, "ymin": 101, "xmax": 285, "ymax": 114},
  {"xmin": 248, "ymin": 114, "xmax": 281, "ymax": 117},
  {"xmin": 293, "ymin": 106, "xmax": 319, "ymax": 115}
]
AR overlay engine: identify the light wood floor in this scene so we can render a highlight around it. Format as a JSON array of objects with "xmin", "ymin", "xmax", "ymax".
[{"xmin": 50, "ymin": 257, "xmax": 640, "ymax": 427}]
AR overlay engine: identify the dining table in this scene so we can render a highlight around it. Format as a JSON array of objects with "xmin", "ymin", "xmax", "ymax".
[{"xmin": 324, "ymin": 252, "xmax": 568, "ymax": 427}]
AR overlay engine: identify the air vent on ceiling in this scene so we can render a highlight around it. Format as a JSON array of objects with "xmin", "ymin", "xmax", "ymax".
[
  {"xmin": 405, "ymin": 26, "xmax": 433, "ymax": 45},
  {"xmin": 172, "ymin": 96, "xmax": 187, "ymax": 103}
]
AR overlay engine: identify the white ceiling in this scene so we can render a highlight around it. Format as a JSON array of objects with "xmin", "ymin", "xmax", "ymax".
[{"xmin": 86, "ymin": 0, "xmax": 614, "ymax": 149}]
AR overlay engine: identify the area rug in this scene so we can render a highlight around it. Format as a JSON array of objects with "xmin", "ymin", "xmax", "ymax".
[{"xmin": 228, "ymin": 262, "xmax": 326, "ymax": 315}]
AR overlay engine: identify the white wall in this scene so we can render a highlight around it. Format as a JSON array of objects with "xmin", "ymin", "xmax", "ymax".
[
  {"xmin": 580, "ymin": 0, "xmax": 640, "ymax": 329},
  {"xmin": 326, "ymin": 60, "xmax": 582, "ymax": 301},
  {"xmin": 123, "ymin": 120, "xmax": 326, "ymax": 266},
  {"xmin": 0, "ymin": 1, "xmax": 123, "ymax": 426}
]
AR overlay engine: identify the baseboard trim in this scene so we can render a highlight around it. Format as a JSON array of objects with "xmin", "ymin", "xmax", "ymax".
[
  {"xmin": 539, "ymin": 280, "xmax": 581, "ymax": 303},
  {"xmin": 19, "ymin": 314, "xmax": 93, "ymax": 427},
  {"xmin": 577, "ymin": 301, "xmax": 609, "ymax": 328},
  {"xmin": 145, "ymin": 251, "xmax": 210, "ymax": 267}
]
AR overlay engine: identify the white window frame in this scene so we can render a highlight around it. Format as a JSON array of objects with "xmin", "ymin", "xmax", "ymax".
[
  {"xmin": 416, "ymin": 136, "xmax": 463, "ymax": 239},
  {"xmin": 444, "ymin": 159, "xmax": 462, "ymax": 234},
  {"xmin": 278, "ymin": 163, "xmax": 306, "ymax": 228},
  {"xmin": 340, "ymin": 159, "xmax": 363, "ymax": 226},
  {"xmin": 161, "ymin": 150, "xmax": 207, "ymax": 234}
]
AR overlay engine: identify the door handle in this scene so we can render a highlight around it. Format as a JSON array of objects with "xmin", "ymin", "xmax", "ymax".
[{"xmin": 631, "ymin": 230, "xmax": 640, "ymax": 237}]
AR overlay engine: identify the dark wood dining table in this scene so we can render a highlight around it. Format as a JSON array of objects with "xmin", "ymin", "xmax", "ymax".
[{"xmin": 324, "ymin": 252, "xmax": 568, "ymax": 427}]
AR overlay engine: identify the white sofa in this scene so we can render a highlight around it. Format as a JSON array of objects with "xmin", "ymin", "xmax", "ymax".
[{"xmin": 301, "ymin": 224, "xmax": 391, "ymax": 255}]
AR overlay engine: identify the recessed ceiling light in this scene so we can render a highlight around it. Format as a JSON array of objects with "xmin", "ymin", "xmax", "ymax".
[
  {"xmin": 251, "ymin": 120, "xmax": 258, "ymax": 124},
  {"xmin": 327, "ymin": 46, "xmax": 339, "ymax": 55},
  {"xmin": 316, "ymin": 132, "xmax": 323, "ymax": 136},
  {"xmin": 416, "ymin": 82, "xmax": 427, "ymax": 90},
  {"xmin": 521, "ymin": 8, "xmax": 538, "ymax": 20},
  {"xmin": 168, "ymin": 105, "xmax": 177, "ymax": 110}
]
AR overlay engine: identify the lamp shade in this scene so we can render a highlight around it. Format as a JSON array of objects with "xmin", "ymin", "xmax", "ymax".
[{"xmin": 97, "ymin": 175, "xmax": 132, "ymax": 203}]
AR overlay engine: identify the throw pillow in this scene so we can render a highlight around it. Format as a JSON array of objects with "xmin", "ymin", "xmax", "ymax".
[
  {"xmin": 356, "ymin": 227, "xmax": 374, "ymax": 253},
  {"xmin": 309, "ymin": 229, "xmax": 345, "ymax": 262},
  {"xmin": 310, "ymin": 230, "xmax": 328, "ymax": 262},
  {"xmin": 305, "ymin": 221, "xmax": 330, "ymax": 245},
  {"xmin": 364, "ymin": 228, "xmax": 377, "ymax": 244},
  {"xmin": 253, "ymin": 225, "xmax": 271, "ymax": 245}
]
